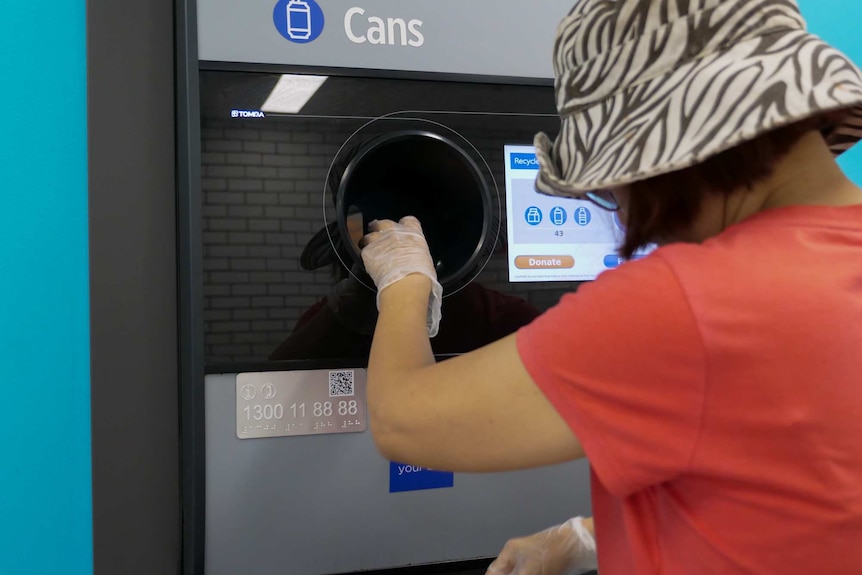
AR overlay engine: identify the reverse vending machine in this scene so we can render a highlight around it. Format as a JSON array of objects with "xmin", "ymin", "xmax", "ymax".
[{"xmin": 178, "ymin": 2, "xmax": 621, "ymax": 574}]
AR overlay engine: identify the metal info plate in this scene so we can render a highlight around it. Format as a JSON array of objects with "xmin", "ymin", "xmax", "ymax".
[{"xmin": 236, "ymin": 369, "xmax": 367, "ymax": 439}]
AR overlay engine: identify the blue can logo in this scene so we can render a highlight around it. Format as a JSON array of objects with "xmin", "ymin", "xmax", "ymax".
[{"xmin": 274, "ymin": 0, "xmax": 325, "ymax": 44}]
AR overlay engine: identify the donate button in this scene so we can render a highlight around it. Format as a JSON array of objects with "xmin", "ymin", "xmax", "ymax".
[
  {"xmin": 515, "ymin": 256, "xmax": 575, "ymax": 270},
  {"xmin": 510, "ymin": 153, "xmax": 539, "ymax": 170}
]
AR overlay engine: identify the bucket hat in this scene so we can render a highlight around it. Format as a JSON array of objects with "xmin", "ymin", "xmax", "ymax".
[{"xmin": 534, "ymin": 0, "xmax": 862, "ymax": 198}]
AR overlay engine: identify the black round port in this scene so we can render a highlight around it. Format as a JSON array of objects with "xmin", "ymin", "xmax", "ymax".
[{"xmin": 336, "ymin": 130, "xmax": 492, "ymax": 292}]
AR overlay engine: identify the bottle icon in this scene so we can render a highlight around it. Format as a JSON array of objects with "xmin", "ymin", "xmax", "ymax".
[
  {"xmin": 287, "ymin": 0, "xmax": 313, "ymax": 40},
  {"xmin": 575, "ymin": 206, "xmax": 592, "ymax": 227}
]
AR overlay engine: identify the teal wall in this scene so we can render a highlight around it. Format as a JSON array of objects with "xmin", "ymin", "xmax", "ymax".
[
  {"xmin": 0, "ymin": 2, "xmax": 93, "ymax": 575},
  {"xmin": 801, "ymin": 0, "xmax": 862, "ymax": 182}
]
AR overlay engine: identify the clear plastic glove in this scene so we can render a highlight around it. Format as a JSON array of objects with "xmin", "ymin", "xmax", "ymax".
[
  {"xmin": 486, "ymin": 517, "xmax": 598, "ymax": 575},
  {"xmin": 359, "ymin": 216, "xmax": 443, "ymax": 338}
]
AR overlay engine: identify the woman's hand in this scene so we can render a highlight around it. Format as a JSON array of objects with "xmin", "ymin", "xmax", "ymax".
[
  {"xmin": 360, "ymin": 216, "xmax": 442, "ymax": 336},
  {"xmin": 486, "ymin": 517, "xmax": 598, "ymax": 575}
]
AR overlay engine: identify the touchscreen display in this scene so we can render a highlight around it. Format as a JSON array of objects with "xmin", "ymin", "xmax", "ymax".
[{"xmin": 504, "ymin": 145, "xmax": 650, "ymax": 282}]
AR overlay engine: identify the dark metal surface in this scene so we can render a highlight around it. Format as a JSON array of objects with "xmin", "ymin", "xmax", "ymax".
[
  {"xmin": 176, "ymin": 0, "xmax": 206, "ymax": 573},
  {"xmin": 88, "ymin": 0, "xmax": 180, "ymax": 572}
]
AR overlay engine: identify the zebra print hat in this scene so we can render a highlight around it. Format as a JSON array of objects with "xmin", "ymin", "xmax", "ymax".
[{"xmin": 534, "ymin": 0, "xmax": 862, "ymax": 197}]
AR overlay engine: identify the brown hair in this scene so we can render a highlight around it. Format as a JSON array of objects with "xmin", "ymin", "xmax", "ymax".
[{"xmin": 620, "ymin": 113, "xmax": 845, "ymax": 259}]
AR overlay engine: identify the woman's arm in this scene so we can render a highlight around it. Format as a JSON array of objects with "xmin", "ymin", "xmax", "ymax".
[{"xmin": 367, "ymin": 275, "xmax": 584, "ymax": 473}]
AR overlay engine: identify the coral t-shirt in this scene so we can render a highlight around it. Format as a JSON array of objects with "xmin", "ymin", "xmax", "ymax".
[{"xmin": 517, "ymin": 204, "xmax": 862, "ymax": 574}]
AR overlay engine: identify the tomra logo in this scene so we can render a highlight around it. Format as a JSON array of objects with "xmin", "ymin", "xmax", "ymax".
[{"xmin": 273, "ymin": 0, "xmax": 325, "ymax": 44}]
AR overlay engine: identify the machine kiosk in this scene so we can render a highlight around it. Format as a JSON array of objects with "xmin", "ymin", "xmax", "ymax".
[{"xmin": 178, "ymin": 2, "xmax": 619, "ymax": 574}]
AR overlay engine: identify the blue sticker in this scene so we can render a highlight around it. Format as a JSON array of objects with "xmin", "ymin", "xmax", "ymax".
[{"xmin": 389, "ymin": 462, "xmax": 454, "ymax": 493}]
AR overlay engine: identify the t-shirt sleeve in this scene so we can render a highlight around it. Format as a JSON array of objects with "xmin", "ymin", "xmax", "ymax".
[{"xmin": 517, "ymin": 253, "xmax": 707, "ymax": 498}]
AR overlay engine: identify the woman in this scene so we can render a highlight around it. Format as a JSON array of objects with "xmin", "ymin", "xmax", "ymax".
[{"xmin": 359, "ymin": 0, "xmax": 862, "ymax": 573}]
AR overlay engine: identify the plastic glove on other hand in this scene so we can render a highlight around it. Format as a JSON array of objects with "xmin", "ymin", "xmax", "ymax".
[{"xmin": 486, "ymin": 517, "xmax": 598, "ymax": 575}]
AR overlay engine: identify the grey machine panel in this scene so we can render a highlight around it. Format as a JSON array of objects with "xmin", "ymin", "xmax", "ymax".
[
  {"xmin": 196, "ymin": 3, "xmax": 593, "ymax": 572},
  {"xmin": 206, "ymin": 373, "xmax": 591, "ymax": 575},
  {"xmin": 197, "ymin": 0, "xmax": 574, "ymax": 79}
]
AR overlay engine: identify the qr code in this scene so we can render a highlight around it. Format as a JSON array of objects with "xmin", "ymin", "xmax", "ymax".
[{"xmin": 328, "ymin": 371, "xmax": 355, "ymax": 397}]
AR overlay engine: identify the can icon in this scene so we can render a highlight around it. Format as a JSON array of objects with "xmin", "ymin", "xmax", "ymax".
[
  {"xmin": 286, "ymin": 0, "xmax": 312, "ymax": 40},
  {"xmin": 274, "ymin": 0, "xmax": 324, "ymax": 44},
  {"xmin": 551, "ymin": 206, "xmax": 567, "ymax": 226}
]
